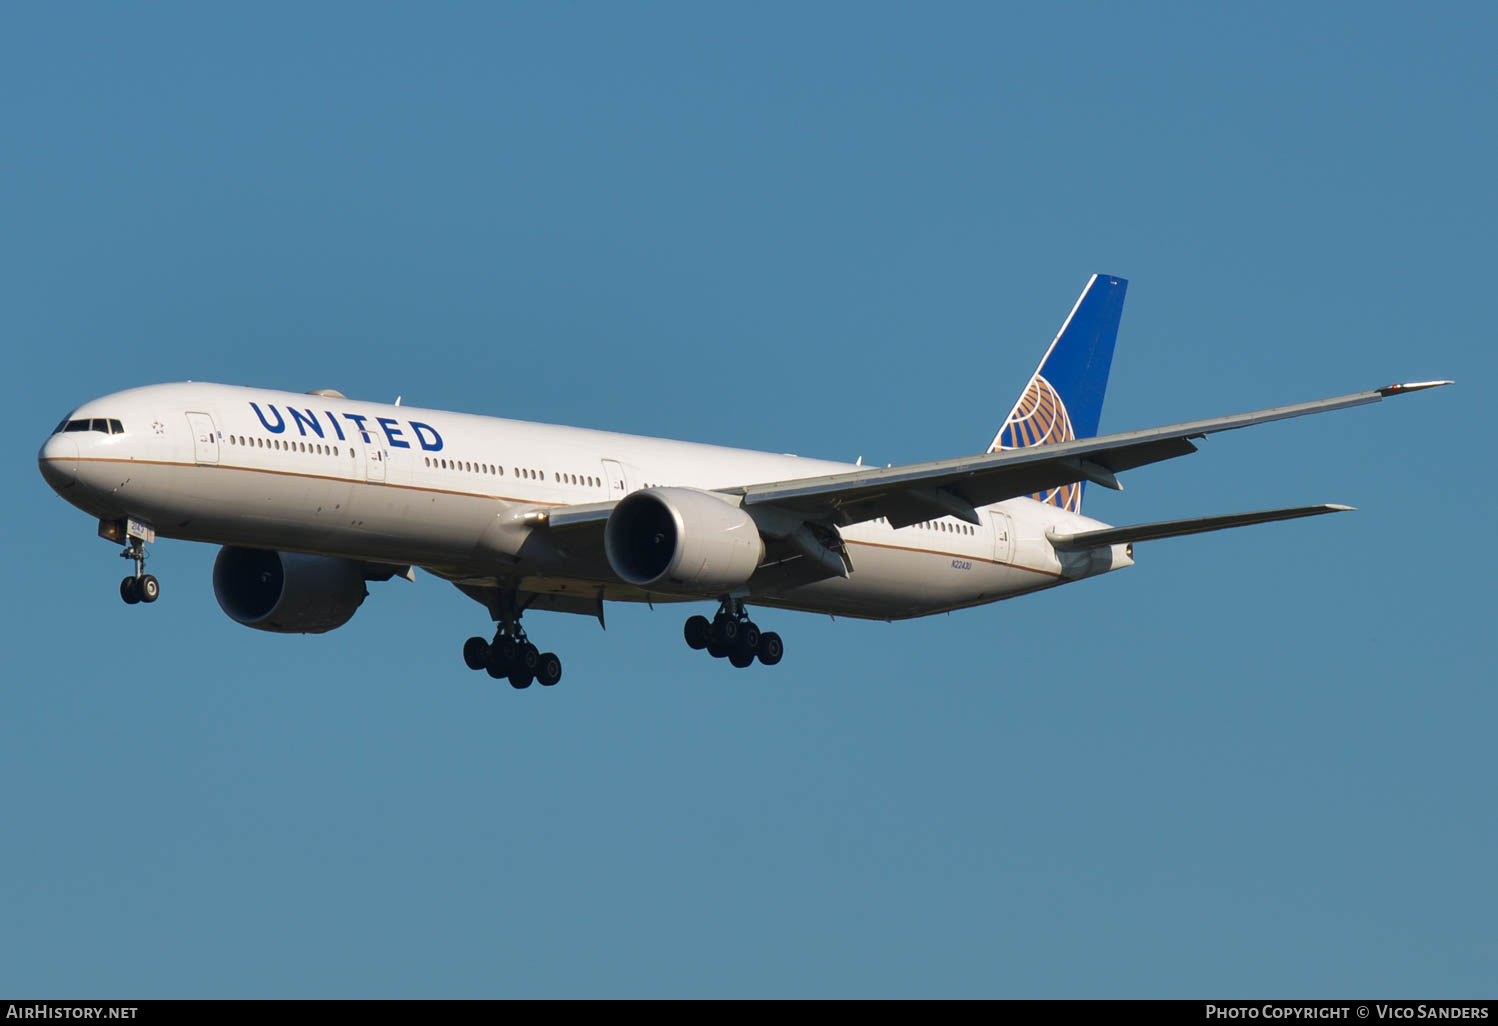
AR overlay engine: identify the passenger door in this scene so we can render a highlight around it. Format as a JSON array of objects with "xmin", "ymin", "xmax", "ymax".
[
  {"xmin": 364, "ymin": 438, "xmax": 387, "ymax": 483},
  {"xmin": 601, "ymin": 458, "xmax": 629, "ymax": 499},
  {"xmin": 989, "ymin": 509, "xmax": 1014, "ymax": 564},
  {"xmin": 186, "ymin": 412, "xmax": 219, "ymax": 465}
]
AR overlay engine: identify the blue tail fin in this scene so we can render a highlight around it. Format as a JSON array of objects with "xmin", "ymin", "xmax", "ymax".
[{"xmin": 988, "ymin": 274, "xmax": 1127, "ymax": 514}]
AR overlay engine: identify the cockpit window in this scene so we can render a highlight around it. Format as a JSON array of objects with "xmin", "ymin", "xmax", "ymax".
[{"xmin": 58, "ymin": 418, "xmax": 124, "ymax": 435}]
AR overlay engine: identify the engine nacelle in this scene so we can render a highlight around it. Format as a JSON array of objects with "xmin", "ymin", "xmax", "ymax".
[
  {"xmin": 213, "ymin": 546, "xmax": 369, "ymax": 634},
  {"xmin": 604, "ymin": 487, "xmax": 765, "ymax": 594}
]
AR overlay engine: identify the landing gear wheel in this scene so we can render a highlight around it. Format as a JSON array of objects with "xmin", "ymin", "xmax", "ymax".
[
  {"xmin": 729, "ymin": 649, "xmax": 756, "ymax": 669},
  {"xmin": 707, "ymin": 640, "xmax": 730, "ymax": 659},
  {"xmin": 494, "ymin": 636, "xmax": 519, "ymax": 667},
  {"xmin": 137, "ymin": 575, "xmax": 160, "ymax": 603},
  {"xmin": 714, "ymin": 616, "xmax": 740, "ymax": 647},
  {"xmin": 485, "ymin": 643, "xmax": 512, "ymax": 679},
  {"xmin": 463, "ymin": 636, "xmax": 490, "ymax": 671},
  {"xmin": 478, "ymin": 594, "xmax": 563, "ymax": 691},
  {"xmin": 757, "ymin": 632, "xmax": 783, "ymax": 666},
  {"xmin": 739, "ymin": 621, "xmax": 761, "ymax": 653},
  {"xmin": 684, "ymin": 615, "xmax": 711, "ymax": 650},
  {"xmin": 120, "ymin": 577, "xmax": 141, "ymax": 605}
]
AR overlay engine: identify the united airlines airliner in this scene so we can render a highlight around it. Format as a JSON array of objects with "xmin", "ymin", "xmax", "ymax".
[{"xmin": 36, "ymin": 275, "xmax": 1449, "ymax": 688}]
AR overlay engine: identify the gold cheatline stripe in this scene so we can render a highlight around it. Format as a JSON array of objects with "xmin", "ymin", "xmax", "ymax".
[
  {"xmin": 844, "ymin": 538, "xmax": 1060, "ymax": 578},
  {"xmin": 54, "ymin": 455, "xmax": 565, "ymax": 506},
  {"xmin": 52, "ymin": 457, "xmax": 1064, "ymax": 578}
]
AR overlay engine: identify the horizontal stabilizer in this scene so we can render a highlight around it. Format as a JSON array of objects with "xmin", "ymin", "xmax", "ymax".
[{"xmin": 1046, "ymin": 504, "xmax": 1354, "ymax": 551}]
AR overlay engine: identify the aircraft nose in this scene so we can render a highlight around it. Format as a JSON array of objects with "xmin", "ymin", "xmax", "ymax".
[{"xmin": 38, "ymin": 434, "xmax": 78, "ymax": 491}]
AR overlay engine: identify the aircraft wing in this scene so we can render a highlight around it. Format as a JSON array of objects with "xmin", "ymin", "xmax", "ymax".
[
  {"xmin": 721, "ymin": 381, "xmax": 1449, "ymax": 528},
  {"xmin": 539, "ymin": 381, "xmax": 1448, "ymax": 540}
]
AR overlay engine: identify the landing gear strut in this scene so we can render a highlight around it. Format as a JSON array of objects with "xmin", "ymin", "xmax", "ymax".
[
  {"xmin": 461, "ymin": 601, "xmax": 562, "ymax": 689},
  {"xmin": 684, "ymin": 599, "xmax": 783, "ymax": 669},
  {"xmin": 118, "ymin": 535, "xmax": 159, "ymax": 605}
]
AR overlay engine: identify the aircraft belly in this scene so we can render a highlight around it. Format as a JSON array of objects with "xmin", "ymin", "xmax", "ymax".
[
  {"xmin": 754, "ymin": 540, "xmax": 1057, "ymax": 620},
  {"xmin": 343, "ymin": 480, "xmax": 498, "ymax": 563},
  {"xmin": 94, "ymin": 461, "xmax": 493, "ymax": 564}
]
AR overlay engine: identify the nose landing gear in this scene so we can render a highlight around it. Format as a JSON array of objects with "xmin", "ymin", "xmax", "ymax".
[
  {"xmin": 117, "ymin": 532, "xmax": 159, "ymax": 605},
  {"xmin": 684, "ymin": 599, "xmax": 783, "ymax": 669}
]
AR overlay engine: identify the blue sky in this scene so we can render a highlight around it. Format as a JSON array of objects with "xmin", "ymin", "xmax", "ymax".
[{"xmin": 4, "ymin": 2, "xmax": 1493, "ymax": 998}]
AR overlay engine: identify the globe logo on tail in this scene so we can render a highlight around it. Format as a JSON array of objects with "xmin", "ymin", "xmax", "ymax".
[{"xmin": 991, "ymin": 374, "xmax": 1082, "ymax": 513}]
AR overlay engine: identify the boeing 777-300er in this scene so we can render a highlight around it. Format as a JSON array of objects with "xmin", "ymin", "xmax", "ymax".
[{"xmin": 37, "ymin": 275, "xmax": 1449, "ymax": 688}]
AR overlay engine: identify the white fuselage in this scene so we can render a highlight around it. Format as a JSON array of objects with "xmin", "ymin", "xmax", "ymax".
[{"xmin": 37, "ymin": 383, "xmax": 1131, "ymax": 621}]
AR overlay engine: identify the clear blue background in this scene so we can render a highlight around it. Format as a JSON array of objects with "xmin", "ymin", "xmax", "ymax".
[{"xmin": 4, "ymin": 2, "xmax": 1492, "ymax": 999}]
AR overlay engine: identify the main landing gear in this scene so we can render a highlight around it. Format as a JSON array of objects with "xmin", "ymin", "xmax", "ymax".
[
  {"xmin": 118, "ymin": 535, "xmax": 159, "ymax": 605},
  {"xmin": 461, "ymin": 625, "xmax": 562, "ymax": 690},
  {"xmin": 683, "ymin": 600, "xmax": 783, "ymax": 669}
]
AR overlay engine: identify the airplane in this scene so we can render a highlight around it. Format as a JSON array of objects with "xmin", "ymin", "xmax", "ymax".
[{"xmin": 36, "ymin": 274, "xmax": 1449, "ymax": 689}]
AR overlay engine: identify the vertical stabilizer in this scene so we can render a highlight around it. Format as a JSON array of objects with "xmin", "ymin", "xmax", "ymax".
[{"xmin": 989, "ymin": 274, "xmax": 1127, "ymax": 513}]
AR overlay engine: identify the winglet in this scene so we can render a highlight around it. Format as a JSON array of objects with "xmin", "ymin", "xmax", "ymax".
[{"xmin": 1377, "ymin": 380, "xmax": 1454, "ymax": 396}]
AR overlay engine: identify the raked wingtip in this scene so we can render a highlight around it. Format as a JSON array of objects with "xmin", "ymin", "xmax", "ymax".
[{"xmin": 1377, "ymin": 380, "xmax": 1454, "ymax": 396}]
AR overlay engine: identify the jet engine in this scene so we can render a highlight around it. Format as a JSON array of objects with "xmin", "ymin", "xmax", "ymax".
[
  {"xmin": 213, "ymin": 546, "xmax": 369, "ymax": 634},
  {"xmin": 603, "ymin": 487, "xmax": 765, "ymax": 594}
]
